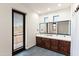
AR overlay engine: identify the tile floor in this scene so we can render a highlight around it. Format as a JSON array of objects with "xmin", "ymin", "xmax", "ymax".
[{"xmin": 15, "ymin": 46, "xmax": 65, "ymax": 56}]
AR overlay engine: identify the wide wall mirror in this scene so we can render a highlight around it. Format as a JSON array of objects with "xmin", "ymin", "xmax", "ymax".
[{"xmin": 39, "ymin": 20, "xmax": 71, "ymax": 35}]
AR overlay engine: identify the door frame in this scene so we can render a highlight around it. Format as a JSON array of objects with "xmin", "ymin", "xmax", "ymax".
[{"xmin": 12, "ymin": 9, "xmax": 26, "ymax": 56}]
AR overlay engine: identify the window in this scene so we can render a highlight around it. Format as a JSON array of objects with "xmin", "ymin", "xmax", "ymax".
[
  {"xmin": 53, "ymin": 15, "xmax": 59, "ymax": 22},
  {"xmin": 44, "ymin": 17, "xmax": 48, "ymax": 23}
]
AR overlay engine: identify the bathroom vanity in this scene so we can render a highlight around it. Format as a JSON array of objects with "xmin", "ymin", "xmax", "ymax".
[
  {"xmin": 37, "ymin": 20, "xmax": 71, "ymax": 55},
  {"xmin": 36, "ymin": 34, "xmax": 71, "ymax": 56}
]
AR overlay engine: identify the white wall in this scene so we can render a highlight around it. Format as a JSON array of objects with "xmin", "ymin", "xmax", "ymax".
[
  {"xmin": 26, "ymin": 11, "xmax": 39, "ymax": 49},
  {"xmin": 71, "ymin": 4, "xmax": 79, "ymax": 56},
  {"xmin": 0, "ymin": 4, "xmax": 12, "ymax": 56},
  {"xmin": 0, "ymin": 4, "xmax": 39, "ymax": 56},
  {"xmin": 39, "ymin": 7, "xmax": 71, "ymax": 23}
]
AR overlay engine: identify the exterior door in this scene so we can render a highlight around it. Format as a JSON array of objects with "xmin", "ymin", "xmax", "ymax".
[{"xmin": 12, "ymin": 9, "xmax": 25, "ymax": 55}]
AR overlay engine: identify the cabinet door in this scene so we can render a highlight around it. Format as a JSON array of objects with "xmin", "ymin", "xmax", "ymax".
[
  {"xmin": 42, "ymin": 38, "xmax": 50, "ymax": 49},
  {"xmin": 59, "ymin": 40, "xmax": 70, "ymax": 55},
  {"xmin": 41, "ymin": 38, "xmax": 45, "ymax": 48},
  {"xmin": 36, "ymin": 37, "xmax": 42, "ymax": 47},
  {"xmin": 50, "ymin": 39, "xmax": 58, "ymax": 52}
]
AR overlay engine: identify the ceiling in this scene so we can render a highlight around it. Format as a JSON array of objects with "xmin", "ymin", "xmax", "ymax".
[{"xmin": 23, "ymin": 3, "xmax": 72, "ymax": 15}]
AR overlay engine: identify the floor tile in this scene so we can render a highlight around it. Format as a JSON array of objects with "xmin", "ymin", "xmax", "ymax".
[{"xmin": 15, "ymin": 46, "xmax": 65, "ymax": 56}]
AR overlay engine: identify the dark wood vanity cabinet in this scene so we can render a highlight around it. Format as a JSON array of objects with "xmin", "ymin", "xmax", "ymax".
[
  {"xmin": 50, "ymin": 39, "xmax": 58, "ymax": 52},
  {"xmin": 42, "ymin": 38, "xmax": 50, "ymax": 49},
  {"xmin": 36, "ymin": 37, "xmax": 42, "ymax": 47},
  {"xmin": 36, "ymin": 37, "xmax": 70, "ymax": 56},
  {"xmin": 36, "ymin": 37, "xmax": 50, "ymax": 49},
  {"xmin": 58, "ymin": 40, "xmax": 70, "ymax": 55}
]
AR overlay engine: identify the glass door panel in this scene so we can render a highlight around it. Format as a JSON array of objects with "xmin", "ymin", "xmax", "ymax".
[
  {"xmin": 14, "ymin": 12, "xmax": 23, "ymax": 34},
  {"xmin": 14, "ymin": 12, "xmax": 23, "ymax": 50},
  {"xmin": 14, "ymin": 35, "xmax": 23, "ymax": 50}
]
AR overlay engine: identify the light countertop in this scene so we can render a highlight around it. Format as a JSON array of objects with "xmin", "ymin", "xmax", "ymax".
[{"xmin": 36, "ymin": 34, "xmax": 71, "ymax": 41}]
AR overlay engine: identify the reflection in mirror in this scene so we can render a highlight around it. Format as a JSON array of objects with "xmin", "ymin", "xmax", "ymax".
[
  {"xmin": 48, "ymin": 22, "xmax": 57, "ymax": 34},
  {"xmin": 57, "ymin": 20, "xmax": 71, "ymax": 35},
  {"xmin": 39, "ymin": 23, "xmax": 48, "ymax": 34}
]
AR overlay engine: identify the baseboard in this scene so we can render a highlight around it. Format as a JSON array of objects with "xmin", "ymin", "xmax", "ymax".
[{"xmin": 25, "ymin": 44, "xmax": 36, "ymax": 50}]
